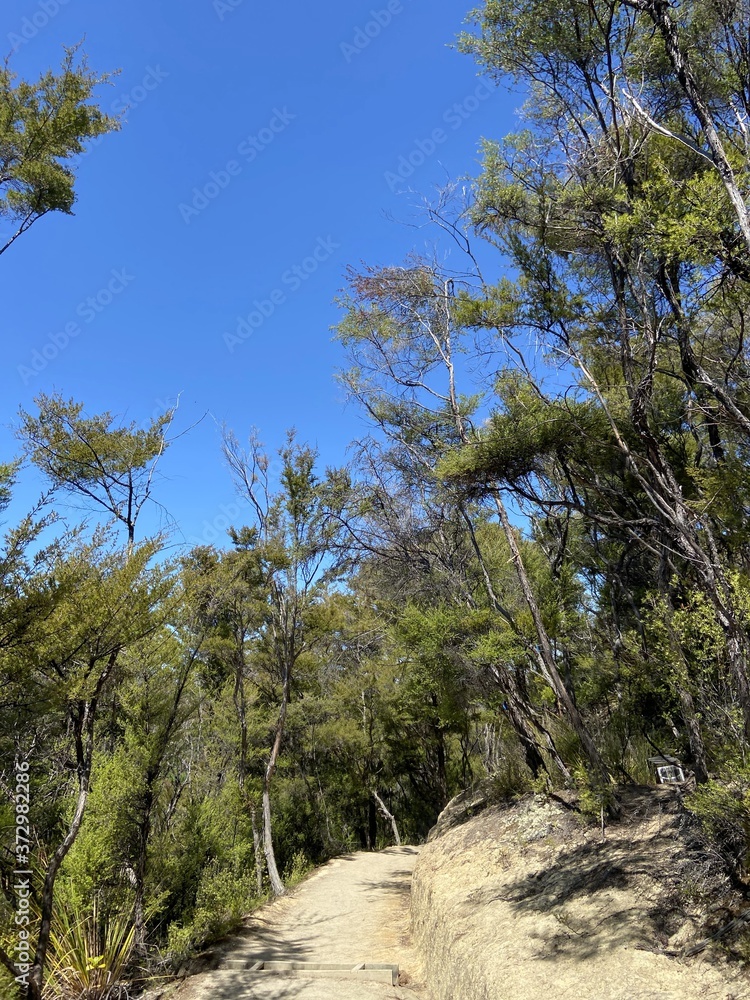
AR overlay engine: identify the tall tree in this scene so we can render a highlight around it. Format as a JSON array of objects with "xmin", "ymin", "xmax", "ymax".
[
  {"xmin": 1, "ymin": 398, "xmax": 175, "ymax": 998},
  {"xmin": 19, "ymin": 394, "xmax": 174, "ymax": 549},
  {"xmin": 335, "ymin": 259, "xmax": 613, "ymax": 795},
  {"xmin": 223, "ymin": 431, "xmax": 345, "ymax": 895},
  {"xmin": 0, "ymin": 531, "xmax": 171, "ymax": 1000},
  {"xmin": 450, "ymin": 0, "xmax": 750, "ymax": 756}
]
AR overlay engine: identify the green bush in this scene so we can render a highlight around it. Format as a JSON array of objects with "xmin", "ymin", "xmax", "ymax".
[
  {"xmin": 687, "ymin": 778, "xmax": 750, "ymax": 876},
  {"xmin": 45, "ymin": 899, "xmax": 134, "ymax": 1000},
  {"xmin": 283, "ymin": 851, "xmax": 312, "ymax": 888},
  {"xmin": 165, "ymin": 860, "xmax": 256, "ymax": 966}
]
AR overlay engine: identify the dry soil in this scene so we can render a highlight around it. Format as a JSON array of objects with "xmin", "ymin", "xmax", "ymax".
[
  {"xmin": 412, "ymin": 785, "xmax": 750, "ymax": 1000},
  {"xmin": 164, "ymin": 846, "xmax": 429, "ymax": 1000}
]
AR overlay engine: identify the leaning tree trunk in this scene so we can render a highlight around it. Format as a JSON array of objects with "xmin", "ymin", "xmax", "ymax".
[
  {"xmin": 372, "ymin": 791, "xmax": 401, "ymax": 846},
  {"xmin": 262, "ymin": 664, "xmax": 291, "ymax": 898},
  {"xmin": 445, "ymin": 325, "xmax": 612, "ymax": 799},
  {"xmin": 492, "ymin": 493, "xmax": 616, "ymax": 806}
]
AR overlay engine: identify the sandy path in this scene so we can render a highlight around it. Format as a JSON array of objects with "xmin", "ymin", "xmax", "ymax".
[{"xmin": 172, "ymin": 847, "xmax": 428, "ymax": 1000}]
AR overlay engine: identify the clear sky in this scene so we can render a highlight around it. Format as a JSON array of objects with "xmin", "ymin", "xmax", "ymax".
[{"xmin": 2, "ymin": 0, "xmax": 518, "ymax": 548}]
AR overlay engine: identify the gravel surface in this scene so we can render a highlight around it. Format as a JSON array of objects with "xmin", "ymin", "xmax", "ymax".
[{"xmin": 169, "ymin": 847, "xmax": 429, "ymax": 1000}]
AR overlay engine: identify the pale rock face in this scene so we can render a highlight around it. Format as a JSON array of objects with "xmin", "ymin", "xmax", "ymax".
[{"xmin": 412, "ymin": 788, "xmax": 748, "ymax": 1000}]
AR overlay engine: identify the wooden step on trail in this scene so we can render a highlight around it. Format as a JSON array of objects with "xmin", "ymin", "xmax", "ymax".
[{"xmin": 221, "ymin": 957, "xmax": 399, "ymax": 985}]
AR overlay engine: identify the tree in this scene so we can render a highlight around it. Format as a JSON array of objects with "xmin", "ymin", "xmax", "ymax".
[
  {"xmin": 1, "ymin": 398, "xmax": 176, "ymax": 998},
  {"xmin": 449, "ymin": 0, "xmax": 750, "ymax": 761},
  {"xmin": 0, "ymin": 531, "xmax": 171, "ymax": 1000},
  {"xmin": 183, "ymin": 544, "xmax": 269, "ymax": 894},
  {"xmin": 223, "ymin": 431, "xmax": 346, "ymax": 895},
  {"xmin": 0, "ymin": 46, "xmax": 119, "ymax": 256},
  {"xmin": 335, "ymin": 259, "xmax": 614, "ymax": 798},
  {"xmin": 619, "ymin": 0, "xmax": 750, "ymax": 251},
  {"xmin": 19, "ymin": 394, "xmax": 174, "ymax": 549}
]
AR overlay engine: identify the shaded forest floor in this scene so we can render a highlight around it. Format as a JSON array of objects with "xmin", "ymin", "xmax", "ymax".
[{"xmin": 412, "ymin": 784, "xmax": 750, "ymax": 999}]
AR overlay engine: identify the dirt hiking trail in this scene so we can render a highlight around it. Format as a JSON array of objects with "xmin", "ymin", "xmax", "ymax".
[{"xmin": 169, "ymin": 846, "xmax": 429, "ymax": 1000}]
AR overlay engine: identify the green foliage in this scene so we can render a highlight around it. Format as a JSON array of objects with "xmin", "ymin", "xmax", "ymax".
[
  {"xmin": 688, "ymin": 776, "xmax": 750, "ymax": 876},
  {"xmin": 438, "ymin": 375, "xmax": 612, "ymax": 490},
  {"xmin": 8, "ymin": 0, "xmax": 750, "ymax": 986},
  {"xmin": 45, "ymin": 900, "xmax": 134, "ymax": 1000},
  {"xmin": 165, "ymin": 861, "xmax": 256, "ymax": 966},
  {"xmin": 19, "ymin": 393, "xmax": 174, "ymax": 542},
  {"xmin": 283, "ymin": 851, "xmax": 312, "ymax": 887},
  {"xmin": 572, "ymin": 762, "xmax": 616, "ymax": 822},
  {"xmin": 0, "ymin": 46, "xmax": 119, "ymax": 254}
]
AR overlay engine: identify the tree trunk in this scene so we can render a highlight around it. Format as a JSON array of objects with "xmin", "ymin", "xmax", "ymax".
[
  {"xmin": 262, "ymin": 664, "xmax": 291, "ymax": 897},
  {"xmin": 131, "ymin": 795, "xmax": 152, "ymax": 960},
  {"xmin": 451, "ymin": 367, "xmax": 606, "ymax": 795},
  {"xmin": 250, "ymin": 802, "xmax": 265, "ymax": 896},
  {"xmin": 368, "ymin": 797, "xmax": 377, "ymax": 850},
  {"xmin": 431, "ymin": 695, "xmax": 449, "ymax": 808},
  {"xmin": 626, "ymin": 0, "xmax": 750, "ymax": 252},
  {"xmin": 261, "ymin": 783, "xmax": 285, "ymax": 896},
  {"xmin": 462, "ymin": 508, "xmax": 568, "ymax": 780},
  {"xmin": 492, "ymin": 494, "xmax": 616, "ymax": 808},
  {"xmin": 372, "ymin": 791, "xmax": 401, "ymax": 846},
  {"xmin": 27, "ymin": 657, "xmax": 115, "ymax": 1000},
  {"xmin": 676, "ymin": 684, "xmax": 709, "ymax": 784}
]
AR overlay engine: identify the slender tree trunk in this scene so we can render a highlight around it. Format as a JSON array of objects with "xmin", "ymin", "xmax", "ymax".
[
  {"xmin": 625, "ymin": 0, "xmax": 750, "ymax": 252},
  {"xmin": 129, "ymin": 657, "xmax": 193, "ymax": 960},
  {"xmin": 442, "ymin": 306, "xmax": 610, "ymax": 795},
  {"xmin": 27, "ymin": 654, "xmax": 116, "ymax": 1000},
  {"xmin": 372, "ymin": 791, "xmax": 401, "ymax": 846},
  {"xmin": 28, "ymin": 775, "xmax": 89, "ymax": 1000},
  {"xmin": 676, "ymin": 684, "xmax": 709, "ymax": 784},
  {"xmin": 431, "ymin": 695, "xmax": 449, "ymax": 808},
  {"xmin": 262, "ymin": 783, "xmax": 285, "ymax": 896},
  {"xmin": 492, "ymin": 493, "xmax": 616, "ymax": 805},
  {"xmin": 250, "ymin": 802, "xmax": 265, "ymax": 895},
  {"xmin": 131, "ymin": 789, "xmax": 153, "ymax": 959},
  {"xmin": 461, "ymin": 507, "xmax": 570, "ymax": 779},
  {"xmin": 262, "ymin": 664, "xmax": 290, "ymax": 897},
  {"xmin": 234, "ymin": 647, "xmax": 264, "ymax": 892},
  {"xmin": 505, "ymin": 697, "xmax": 547, "ymax": 777},
  {"xmin": 368, "ymin": 797, "xmax": 377, "ymax": 850}
]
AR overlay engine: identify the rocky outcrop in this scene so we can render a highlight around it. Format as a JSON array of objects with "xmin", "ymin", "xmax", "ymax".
[
  {"xmin": 426, "ymin": 778, "xmax": 507, "ymax": 843},
  {"xmin": 411, "ymin": 788, "xmax": 747, "ymax": 1000}
]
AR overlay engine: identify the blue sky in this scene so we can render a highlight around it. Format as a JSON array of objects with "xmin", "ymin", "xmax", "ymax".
[{"xmin": 2, "ymin": 0, "xmax": 519, "ymax": 548}]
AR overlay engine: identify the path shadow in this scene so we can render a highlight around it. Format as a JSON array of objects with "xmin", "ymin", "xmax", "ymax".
[
  {"xmin": 203, "ymin": 971, "xmax": 360, "ymax": 999},
  {"xmin": 230, "ymin": 914, "xmax": 336, "ymax": 961},
  {"xmin": 358, "ymin": 871, "xmax": 414, "ymax": 897}
]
